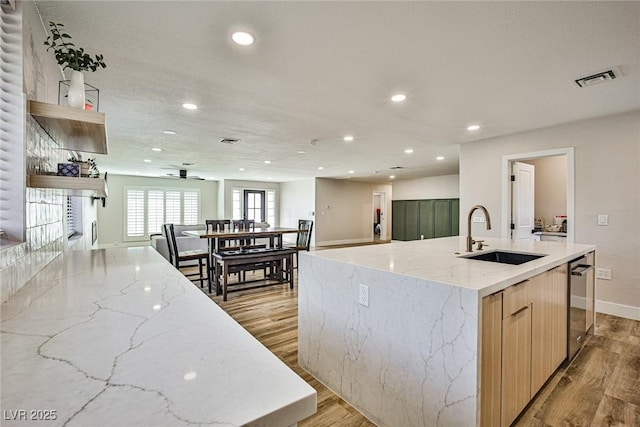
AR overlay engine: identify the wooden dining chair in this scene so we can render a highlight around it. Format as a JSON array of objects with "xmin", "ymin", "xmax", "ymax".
[
  {"xmin": 164, "ymin": 223, "xmax": 210, "ymax": 290},
  {"xmin": 288, "ymin": 219, "xmax": 313, "ymax": 269},
  {"xmin": 206, "ymin": 219, "xmax": 231, "ymax": 232}
]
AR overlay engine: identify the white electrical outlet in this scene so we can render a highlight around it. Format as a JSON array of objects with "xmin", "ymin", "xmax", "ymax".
[
  {"xmin": 597, "ymin": 214, "xmax": 609, "ymax": 226},
  {"xmin": 473, "ymin": 215, "xmax": 485, "ymax": 223},
  {"xmin": 358, "ymin": 284, "xmax": 369, "ymax": 307},
  {"xmin": 596, "ymin": 268, "xmax": 612, "ymax": 280}
]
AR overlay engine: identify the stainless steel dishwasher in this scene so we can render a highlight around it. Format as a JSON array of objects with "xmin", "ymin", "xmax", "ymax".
[{"xmin": 568, "ymin": 254, "xmax": 595, "ymax": 361}]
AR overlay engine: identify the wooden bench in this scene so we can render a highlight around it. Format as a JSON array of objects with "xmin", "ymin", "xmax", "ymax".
[{"xmin": 213, "ymin": 248, "xmax": 294, "ymax": 301}]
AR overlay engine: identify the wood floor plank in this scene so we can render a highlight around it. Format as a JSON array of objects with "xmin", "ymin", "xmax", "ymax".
[{"xmin": 592, "ymin": 395, "xmax": 640, "ymax": 426}]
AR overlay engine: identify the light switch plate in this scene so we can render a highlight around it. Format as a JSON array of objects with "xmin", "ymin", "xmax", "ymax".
[
  {"xmin": 596, "ymin": 268, "xmax": 612, "ymax": 280},
  {"xmin": 597, "ymin": 214, "xmax": 608, "ymax": 226}
]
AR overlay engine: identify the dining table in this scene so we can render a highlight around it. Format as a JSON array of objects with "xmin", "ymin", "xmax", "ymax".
[{"xmin": 183, "ymin": 227, "xmax": 301, "ymax": 294}]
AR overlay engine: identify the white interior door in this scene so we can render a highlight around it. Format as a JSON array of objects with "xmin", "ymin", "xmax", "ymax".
[{"xmin": 512, "ymin": 161, "xmax": 535, "ymax": 240}]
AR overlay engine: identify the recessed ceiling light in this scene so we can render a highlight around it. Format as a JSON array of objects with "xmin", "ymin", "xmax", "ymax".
[
  {"xmin": 318, "ymin": 166, "xmax": 324, "ymax": 170},
  {"xmin": 348, "ymin": 170, "xmax": 354, "ymax": 174},
  {"xmin": 264, "ymin": 160, "xmax": 271, "ymax": 164},
  {"xmin": 152, "ymin": 147, "xmax": 162, "ymax": 152},
  {"xmin": 238, "ymin": 167, "xmax": 245, "ymax": 171},
  {"xmin": 182, "ymin": 103, "xmax": 198, "ymax": 110},
  {"xmin": 404, "ymin": 149, "xmax": 414, "ymax": 154},
  {"xmin": 343, "ymin": 135, "xmax": 354, "ymax": 142},
  {"xmin": 267, "ymin": 177, "xmax": 272, "ymax": 180},
  {"xmin": 152, "ymin": 304, "xmax": 162, "ymax": 310},
  {"xmin": 297, "ymin": 150, "xmax": 306, "ymax": 154},
  {"xmin": 390, "ymin": 175, "xmax": 396, "ymax": 179},
  {"xmin": 436, "ymin": 156, "xmax": 445, "ymax": 161},
  {"xmin": 143, "ymin": 159, "xmax": 151, "ymax": 163},
  {"xmin": 467, "ymin": 124, "xmax": 480, "ymax": 131},
  {"xmin": 232, "ymin": 31, "xmax": 254, "ymax": 46},
  {"xmin": 183, "ymin": 372, "xmax": 197, "ymax": 381},
  {"xmin": 162, "ymin": 130, "xmax": 177, "ymax": 135},
  {"xmin": 391, "ymin": 94, "xmax": 406, "ymax": 102}
]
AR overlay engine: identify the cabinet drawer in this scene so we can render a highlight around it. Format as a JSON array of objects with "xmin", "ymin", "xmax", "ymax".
[{"xmin": 502, "ymin": 279, "xmax": 531, "ymax": 318}]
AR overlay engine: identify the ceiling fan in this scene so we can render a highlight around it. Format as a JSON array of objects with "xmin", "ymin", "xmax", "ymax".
[{"xmin": 166, "ymin": 169, "xmax": 204, "ymax": 180}]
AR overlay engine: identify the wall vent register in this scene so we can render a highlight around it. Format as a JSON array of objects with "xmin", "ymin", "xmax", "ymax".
[{"xmin": 575, "ymin": 68, "xmax": 619, "ymax": 88}]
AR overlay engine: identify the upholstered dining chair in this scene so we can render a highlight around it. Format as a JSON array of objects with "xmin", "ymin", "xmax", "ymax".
[
  {"xmin": 164, "ymin": 223, "xmax": 210, "ymax": 290},
  {"xmin": 287, "ymin": 219, "xmax": 313, "ymax": 269}
]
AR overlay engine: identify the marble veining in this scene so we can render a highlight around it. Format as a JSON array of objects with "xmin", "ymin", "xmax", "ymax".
[
  {"xmin": 298, "ymin": 237, "xmax": 595, "ymax": 427},
  {"xmin": 2, "ymin": 247, "xmax": 316, "ymax": 427}
]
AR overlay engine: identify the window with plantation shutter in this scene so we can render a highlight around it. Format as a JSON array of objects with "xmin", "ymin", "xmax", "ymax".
[
  {"xmin": 66, "ymin": 196, "xmax": 75, "ymax": 238},
  {"xmin": 165, "ymin": 191, "xmax": 181, "ymax": 224},
  {"xmin": 126, "ymin": 189, "xmax": 145, "ymax": 238},
  {"xmin": 267, "ymin": 190, "xmax": 276, "ymax": 226},
  {"xmin": 232, "ymin": 189, "xmax": 241, "ymax": 220},
  {"xmin": 147, "ymin": 191, "xmax": 164, "ymax": 235},
  {"xmin": 183, "ymin": 191, "xmax": 199, "ymax": 225},
  {"xmin": 124, "ymin": 187, "xmax": 200, "ymax": 240}
]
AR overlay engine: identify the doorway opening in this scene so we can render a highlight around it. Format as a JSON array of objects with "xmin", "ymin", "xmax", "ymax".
[
  {"xmin": 372, "ymin": 192, "xmax": 387, "ymax": 241},
  {"xmin": 502, "ymin": 148, "xmax": 574, "ymax": 243}
]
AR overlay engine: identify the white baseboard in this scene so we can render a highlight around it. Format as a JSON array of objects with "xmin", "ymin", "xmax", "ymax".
[
  {"xmin": 596, "ymin": 299, "xmax": 640, "ymax": 321},
  {"xmin": 316, "ymin": 238, "xmax": 373, "ymax": 247}
]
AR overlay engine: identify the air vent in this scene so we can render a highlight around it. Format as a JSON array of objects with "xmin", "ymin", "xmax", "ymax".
[
  {"xmin": 575, "ymin": 68, "xmax": 619, "ymax": 88},
  {"xmin": 389, "ymin": 166, "xmax": 404, "ymax": 170},
  {"xmin": 219, "ymin": 138, "xmax": 239, "ymax": 145}
]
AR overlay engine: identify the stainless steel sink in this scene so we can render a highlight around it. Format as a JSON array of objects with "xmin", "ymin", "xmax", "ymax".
[{"xmin": 460, "ymin": 250, "xmax": 547, "ymax": 265}]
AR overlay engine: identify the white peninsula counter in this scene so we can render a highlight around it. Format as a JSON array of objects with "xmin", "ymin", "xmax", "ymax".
[
  {"xmin": 298, "ymin": 236, "xmax": 595, "ymax": 427},
  {"xmin": 1, "ymin": 247, "xmax": 316, "ymax": 427}
]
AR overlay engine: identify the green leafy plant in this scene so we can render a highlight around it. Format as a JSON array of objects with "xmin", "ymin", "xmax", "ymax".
[{"xmin": 44, "ymin": 22, "xmax": 106, "ymax": 72}]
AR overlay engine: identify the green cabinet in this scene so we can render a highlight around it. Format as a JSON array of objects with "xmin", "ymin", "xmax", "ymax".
[{"xmin": 392, "ymin": 199, "xmax": 459, "ymax": 241}]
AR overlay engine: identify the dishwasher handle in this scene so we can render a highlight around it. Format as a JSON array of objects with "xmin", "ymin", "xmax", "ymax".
[{"xmin": 571, "ymin": 264, "xmax": 593, "ymax": 276}]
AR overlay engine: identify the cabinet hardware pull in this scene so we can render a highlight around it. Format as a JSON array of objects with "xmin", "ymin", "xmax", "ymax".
[{"xmin": 511, "ymin": 305, "xmax": 529, "ymax": 316}]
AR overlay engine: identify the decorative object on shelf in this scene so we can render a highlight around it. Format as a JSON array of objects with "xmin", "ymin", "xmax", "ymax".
[
  {"xmin": 66, "ymin": 154, "xmax": 100, "ymax": 178},
  {"xmin": 44, "ymin": 22, "xmax": 106, "ymax": 110},
  {"xmin": 59, "ymin": 80, "xmax": 99, "ymax": 111},
  {"xmin": 57, "ymin": 163, "xmax": 79, "ymax": 177},
  {"xmin": 86, "ymin": 158, "xmax": 100, "ymax": 178}
]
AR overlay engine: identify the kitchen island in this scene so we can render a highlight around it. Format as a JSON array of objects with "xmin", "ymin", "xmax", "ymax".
[
  {"xmin": 1, "ymin": 247, "xmax": 316, "ymax": 427},
  {"xmin": 298, "ymin": 236, "xmax": 595, "ymax": 427}
]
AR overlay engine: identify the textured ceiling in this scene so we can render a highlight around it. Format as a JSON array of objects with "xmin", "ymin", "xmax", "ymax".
[{"xmin": 33, "ymin": 1, "xmax": 640, "ymax": 183}]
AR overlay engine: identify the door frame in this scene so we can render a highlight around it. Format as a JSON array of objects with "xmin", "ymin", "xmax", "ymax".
[
  {"xmin": 372, "ymin": 191, "xmax": 387, "ymax": 241},
  {"xmin": 501, "ymin": 148, "xmax": 575, "ymax": 243}
]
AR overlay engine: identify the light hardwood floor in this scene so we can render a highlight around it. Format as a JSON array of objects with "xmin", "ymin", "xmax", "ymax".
[{"xmin": 203, "ymin": 271, "xmax": 639, "ymax": 427}]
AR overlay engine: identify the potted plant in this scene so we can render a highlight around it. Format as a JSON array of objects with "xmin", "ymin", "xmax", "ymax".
[{"xmin": 44, "ymin": 22, "xmax": 106, "ymax": 109}]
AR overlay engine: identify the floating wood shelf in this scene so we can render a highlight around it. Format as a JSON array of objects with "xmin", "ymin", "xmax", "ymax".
[
  {"xmin": 28, "ymin": 100, "xmax": 108, "ymax": 154},
  {"xmin": 27, "ymin": 175, "xmax": 108, "ymax": 199}
]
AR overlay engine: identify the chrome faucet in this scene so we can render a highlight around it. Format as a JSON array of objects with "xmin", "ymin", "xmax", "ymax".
[{"xmin": 467, "ymin": 205, "xmax": 492, "ymax": 252}]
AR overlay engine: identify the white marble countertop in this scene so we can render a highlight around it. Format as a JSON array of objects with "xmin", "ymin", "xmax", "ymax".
[
  {"xmin": 306, "ymin": 236, "xmax": 595, "ymax": 297},
  {"xmin": 1, "ymin": 247, "xmax": 316, "ymax": 426}
]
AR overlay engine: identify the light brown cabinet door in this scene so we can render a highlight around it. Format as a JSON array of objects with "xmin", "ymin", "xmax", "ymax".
[
  {"xmin": 501, "ymin": 304, "xmax": 532, "ymax": 427},
  {"xmin": 481, "ymin": 292, "xmax": 503, "ymax": 427},
  {"xmin": 530, "ymin": 266, "xmax": 568, "ymax": 395}
]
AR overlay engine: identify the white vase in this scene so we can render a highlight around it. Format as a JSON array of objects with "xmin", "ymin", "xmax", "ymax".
[{"xmin": 67, "ymin": 70, "xmax": 86, "ymax": 109}]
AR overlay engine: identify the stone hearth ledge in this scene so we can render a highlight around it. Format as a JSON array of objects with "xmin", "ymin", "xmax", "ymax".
[
  {"xmin": 1, "ymin": 247, "xmax": 316, "ymax": 427},
  {"xmin": 298, "ymin": 236, "xmax": 594, "ymax": 427}
]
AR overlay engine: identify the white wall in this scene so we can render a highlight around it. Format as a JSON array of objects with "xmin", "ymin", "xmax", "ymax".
[
  {"xmin": 280, "ymin": 179, "xmax": 316, "ymax": 245},
  {"xmin": 460, "ymin": 111, "xmax": 640, "ymax": 318},
  {"xmin": 315, "ymin": 178, "xmax": 392, "ymax": 246},
  {"xmin": 97, "ymin": 175, "xmax": 218, "ymax": 247},
  {"xmin": 392, "ymin": 174, "xmax": 460, "ymax": 200},
  {"xmin": 523, "ymin": 156, "xmax": 567, "ymax": 227}
]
